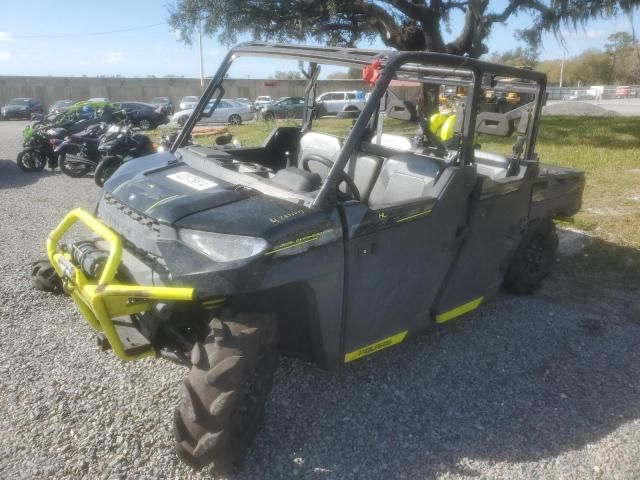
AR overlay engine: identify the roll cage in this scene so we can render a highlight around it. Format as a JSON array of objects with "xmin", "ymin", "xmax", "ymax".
[{"xmin": 172, "ymin": 42, "xmax": 547, "ymax": 210}]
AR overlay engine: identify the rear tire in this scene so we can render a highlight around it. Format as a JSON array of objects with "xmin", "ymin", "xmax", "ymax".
[
  {"xmin": 94, "ymin": 156, "xmax": 123, "ymax": 187},
  {"xmin": 17, "ymin": 150, "xmax": 47, "ymax": 172},
  {"xmin": 228, "ymin": 114, "xmax": 242, "ymax": 125},
  {"xmin": 59, "ymin": 152, "xmax": 91, "ymax": 178},
  {"xmin": 31, "ymin": 259, "xmax": 62, "ymax": 294},
  {"xmin": 503, "ymin": 219, "xmax": 558, "ymax": 294},
  {"xmin": 174, "ymin": 310, "xmax": 279, "ymax": 472},
  {"xmin": 262, "ymin": 111, "xmax": 275, "ymax": 122}
]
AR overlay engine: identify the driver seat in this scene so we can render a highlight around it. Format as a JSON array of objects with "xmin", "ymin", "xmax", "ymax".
[{"xmin": 297, "ymin": 131, "xmax": 383, "ymax": 202}]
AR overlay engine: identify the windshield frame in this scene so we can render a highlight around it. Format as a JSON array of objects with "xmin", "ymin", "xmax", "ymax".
[{"xmin": 174, "ymin": 43, "xmax": 547, "ymax": 210}]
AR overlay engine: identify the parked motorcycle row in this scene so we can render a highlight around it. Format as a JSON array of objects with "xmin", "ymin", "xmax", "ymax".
[{"xmin": 16, "ymin": 101, "xmax": 174, "ymax": 187}]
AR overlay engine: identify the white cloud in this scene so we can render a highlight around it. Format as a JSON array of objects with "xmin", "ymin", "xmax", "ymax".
[
  {"xmin": 104, "ymin": 51, "xmax": 125, "ymax": 64},
  {"xmin": 0, "ymin": 32, "xmax": 11, "ymax": 42},
  {"xmin": 0, "ymin": 50, "xmax": 11, "ymax": 61}
]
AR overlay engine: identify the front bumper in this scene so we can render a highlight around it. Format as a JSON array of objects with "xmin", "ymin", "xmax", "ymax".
[{"xmin": 47, "ymin": 208, "xmax": 195, "ymax": 361}]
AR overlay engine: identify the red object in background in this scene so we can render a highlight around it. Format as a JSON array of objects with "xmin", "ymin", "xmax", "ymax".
[{"xmin": 363, "ymin": 60, "xmax": 381, "ymax": 86}]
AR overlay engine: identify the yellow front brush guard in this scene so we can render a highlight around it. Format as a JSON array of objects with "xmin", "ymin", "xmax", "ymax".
[{"xmin": 46, "ymin": 208, "xmax": 194, "ymax": 361}]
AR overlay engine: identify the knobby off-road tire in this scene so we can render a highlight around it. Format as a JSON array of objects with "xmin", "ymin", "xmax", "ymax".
[
  {"xmin": 503, "ymin": 218, "xmax": 559, "ymax": 294},
  {"xmin": 31, "ymin": 259, "xmax": 63, "ymax": 294},
  {"xmin": 174, "ymin": 311, "xmax": 279, "ymax": 472}
]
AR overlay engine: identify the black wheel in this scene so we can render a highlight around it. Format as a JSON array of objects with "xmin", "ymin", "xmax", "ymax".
[
  {"xmin": 31, "ymin": 259, "xmax": 63, "ymax": 294},
  {"xmin": 228, "ymin": 114, "xmax": 242, "ymax": 125},
  {"xmin": 174, "ymin": 310, "xmax": 279, "ymax": 472},
  {"xmin": 262, "ymin": 111, "xmax": 275, "ymax": 122},
  {"xmin": 139, "ymin": 118, "xmax": 152, "ymax": 130},
  {"xmin": 94, "ymin": 156, "xmax": 123, "ymax": 187},
  {"xmin": 503, "ymin": 219, "xmax": 559, "ymax": 294},
  {"xmin": 17, "ymin": 150, "xmax": 47, "ymax": 172},
  {"xmin": 59, "ymin": 153, "xmax": 91, "ymax": 178}
]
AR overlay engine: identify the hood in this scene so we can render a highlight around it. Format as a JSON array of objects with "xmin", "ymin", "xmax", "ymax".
[
  {"xmin": 104, "ymin": 153, "xmax": 257, "ymax": 224},
  {"xmin": 100, "ymin": 151, "xmax": 328, "ymax": 240}
]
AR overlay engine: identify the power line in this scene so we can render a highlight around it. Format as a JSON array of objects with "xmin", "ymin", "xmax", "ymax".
[{"xmin": 9, "ymin": 23, "xmax": 167, "ymax": 39}]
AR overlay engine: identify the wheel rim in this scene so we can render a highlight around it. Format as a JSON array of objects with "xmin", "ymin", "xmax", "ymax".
[
  {"xmin": 229, "ymin": 114, "xmax": 241, "ymax": 125},
  {"xmin": 22, "ymin": 151, "xmax": 46, "ymax": 170}
]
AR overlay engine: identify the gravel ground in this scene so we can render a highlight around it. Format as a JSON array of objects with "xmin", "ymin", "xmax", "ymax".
[{"xmin": 1, "ymin": 120, "xmax": 639, "ymax": 479}]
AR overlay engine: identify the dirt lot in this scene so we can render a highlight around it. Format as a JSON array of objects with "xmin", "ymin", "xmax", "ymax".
[{"xmin": 0, "ymin": 120, "xmax": 639, "ymax": 480}]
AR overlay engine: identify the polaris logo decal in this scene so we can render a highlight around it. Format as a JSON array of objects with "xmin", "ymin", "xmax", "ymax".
[{"xmin": 166, "ymin": 172, "xmax": 217, "ymax": 191}]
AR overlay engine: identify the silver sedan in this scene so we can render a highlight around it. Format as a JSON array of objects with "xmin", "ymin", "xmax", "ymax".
[{"xmin": 172, "ymin": 99, "xmax": 254, "ymax": 126}]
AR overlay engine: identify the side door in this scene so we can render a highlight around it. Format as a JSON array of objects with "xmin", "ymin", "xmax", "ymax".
[{"xmin": 340, "ymin": 159, "xmax": 477, "ymax": 363}]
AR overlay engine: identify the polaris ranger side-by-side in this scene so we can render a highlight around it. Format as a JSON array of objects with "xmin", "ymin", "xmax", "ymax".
[{"xmin": 35, "ymin": 43, "xmax": 584, "ymax": 471}]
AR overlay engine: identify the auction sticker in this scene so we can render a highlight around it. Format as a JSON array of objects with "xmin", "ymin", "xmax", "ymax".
[{"xmin": 166, "ymin": 171, "xmax": 217, "ymax": 191}]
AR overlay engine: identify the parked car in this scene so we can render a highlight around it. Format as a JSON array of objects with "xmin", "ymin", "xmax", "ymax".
[
  {"xmin": 260, "ymin": 96, "xmax": 305, "ymax": 121},
  {"xmin": 179, "ymin": 96, "xmax": 200, "ymax": 111},
  {"xmin": 172, "ymin": 98, "xmax": 253, "ymax": 126},
  {"xmin": 49, "ymin": 100, "xmax": 75, "ymax": 116},
  {"xmin": 566, "ymin": 90, "xmax": 595, "ymax": 101},
  {"xmin": 1, "ymin": 98, "xmax": 44, "ymax": 120},
  {"xmin": 315, "ymin": 90, "xmax": 366, "ymax": 116},
  {"xmin": 150, "ymin": 96, "xmax": 174, "ymax": 115},
  {"xmin": 254, "ymin": 95, "xmax": 273, "ymax": 110},
  {"xmin": 615, "ymin": 86, "xmax": 633, "ymax": 98},
  {"xmin": 112, "ymin": 101, "xmax": 169, "ymax": 130},
  {"xmin": 235, "ymin": 97, "xmax": 255, "ymax": 110}
]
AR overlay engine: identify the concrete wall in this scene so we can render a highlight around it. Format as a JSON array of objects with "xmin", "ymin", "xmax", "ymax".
[{"xmin": 0, "ymin": 76, "xmax": 368, "ymax": 111}]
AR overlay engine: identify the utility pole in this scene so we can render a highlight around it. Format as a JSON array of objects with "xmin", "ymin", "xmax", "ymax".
[
  {"xmin": 559, "ymin": 50, "xmax": 565, "ymax": 88},
  {"xmin": 199, "ymin": 19, "xmax": 204, "ymax": 88}
]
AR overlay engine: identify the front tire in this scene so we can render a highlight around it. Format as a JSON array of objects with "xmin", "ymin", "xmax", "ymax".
[
  {"xmin": 228, "ymin": 114, "xmax": 242, "ymax": 125},
  {"xmin": 17, "ymin": 150, "xmax": 47, "ymax": 172},
  {"xmin": 503, "ymin": 219, "xmax": 559, "ymax": 294},
  {"xmin": 94, "ymin": 156, "xmax": 123, "ymax": 187},
  {"xmin": 174, "ymin": 311, "xmax": 279, "ymax": 472}
]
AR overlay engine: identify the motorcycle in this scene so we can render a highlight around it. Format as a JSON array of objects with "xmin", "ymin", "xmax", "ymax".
[
  {"xmin": 56, "ymin": 123, "xmax": 107, "ymax": 178},
  {"xmin": 93, "ymin": 124, "xmax": 155, "ymax": 186},
  {"xmin": 17, "ymin": 124, "xmax": 69, "ymax": 172}
]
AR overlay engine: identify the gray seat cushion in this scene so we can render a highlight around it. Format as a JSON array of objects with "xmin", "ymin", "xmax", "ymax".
[{"xmin": 368, "ymin": 153, "xmax": 443, "ymax": 207}]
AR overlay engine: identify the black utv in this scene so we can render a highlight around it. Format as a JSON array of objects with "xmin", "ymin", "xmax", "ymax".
[{"xmin": 37, "ymin": 43, "xmax": 584, "ymax": 472}]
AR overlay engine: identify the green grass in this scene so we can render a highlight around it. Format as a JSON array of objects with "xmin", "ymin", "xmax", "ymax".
[
  {"xmin": 483, "ymin": 117, "xmax": 640, "ymax": 248},
  {"xmin": 155, "ymin": 116, "xmax": 640, "ymax": 248}
]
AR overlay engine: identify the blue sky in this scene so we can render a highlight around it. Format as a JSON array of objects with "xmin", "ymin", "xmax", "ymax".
[{"xmin": 0, "ymin": 0, "xmax": 637, "ymax": 78}]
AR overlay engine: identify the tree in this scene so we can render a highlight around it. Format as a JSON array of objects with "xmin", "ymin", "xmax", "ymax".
[
  {"xmin": 605, "ymin": 32, "xmax": 636, "ymax": 82},
  {"xmin": 488, "ymin": 46, "xmax": 539, "ymax": 67},
  {"xmin": 169, "ymin": 0, "xmax": 640, "ymax": 112}
]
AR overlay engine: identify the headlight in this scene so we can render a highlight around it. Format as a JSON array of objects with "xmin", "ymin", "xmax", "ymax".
[{"xmin": 179, "ymin": 229, "xmax": 268, "ymax": 263}]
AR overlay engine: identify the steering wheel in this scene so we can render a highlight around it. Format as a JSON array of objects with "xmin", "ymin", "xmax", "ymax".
[{"xmin": 302, "ymin": 156, "xmax": 361, "ymax": 201}]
